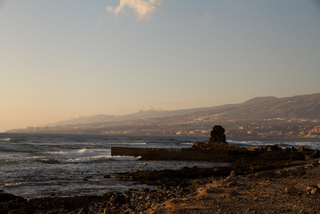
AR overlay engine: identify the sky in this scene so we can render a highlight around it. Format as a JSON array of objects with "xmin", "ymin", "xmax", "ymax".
[{"xmin": 0, "ymin": 0, "xmax": 320, "ymax": 132}]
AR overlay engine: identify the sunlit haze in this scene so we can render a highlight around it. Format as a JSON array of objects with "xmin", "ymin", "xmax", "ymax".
[{"xmin": 1, "ymin": 0, "xmax": 320, "ymax": 132}]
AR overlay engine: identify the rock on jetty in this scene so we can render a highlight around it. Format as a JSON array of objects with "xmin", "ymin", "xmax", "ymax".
[
  {"xmin": 191, "ymin": 125, "xmax": 245, "ymax": 151},
  {"xmin": 112, "ymin": 125, "xmax": 320, "ymax": 162}
]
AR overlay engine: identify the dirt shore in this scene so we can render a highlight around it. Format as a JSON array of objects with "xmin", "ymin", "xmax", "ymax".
[
  {"xmin": 1, "ymin": 158, "xmax": 320, "ymax": 213},
  {"xmin": 149, "ymin": 159, "xmax": 320, "ymax": 214}
]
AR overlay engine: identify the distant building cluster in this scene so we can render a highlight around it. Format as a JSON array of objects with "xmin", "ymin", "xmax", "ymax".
[{"xmin": 7, "ymin": 116, "xmax": 320, "ymax": 139}]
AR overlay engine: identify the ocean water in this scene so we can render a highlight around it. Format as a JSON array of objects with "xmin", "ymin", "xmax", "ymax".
[{"xmin": 0, "ymin": 133, "xmax": 319, "ymax": 199}]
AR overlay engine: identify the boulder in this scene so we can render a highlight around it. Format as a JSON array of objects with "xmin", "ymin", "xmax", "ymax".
[
  {"xmin": 0, "ymin": 193, "xmax": 25, "ymax": 202},
  {"xmin": 64, "ymin": 196, "xmax": 89, "ymax": 211},
  {"xmin": 311, "ymin": 150, "xmax": 319, "ymax": 159},
  {"xmin": 265, "ymin": 145, "xmax": 282, "ymax": 152},
  {"xmin": 285, "ymin": 186, "xmax": 299, "ymax": 195},
  {"xmin": 110, "ymin": 195, "xmax": 128, "ymax": 205},
  {"xmin": 191, "ymin": 142, "xmax": 208, "ymax": 150},
  {"xmin": 290, "ymin": 152, "xmax": 305, "ymax": 160}
]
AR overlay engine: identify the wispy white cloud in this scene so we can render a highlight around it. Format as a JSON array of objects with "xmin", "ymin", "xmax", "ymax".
[
  {"xmin": 106, "ymin": 0, "xmax": 163, "ymax": 21},
  {"xmin": 202, "ymin": 13, "xmax": 212, "ymax": 26}
]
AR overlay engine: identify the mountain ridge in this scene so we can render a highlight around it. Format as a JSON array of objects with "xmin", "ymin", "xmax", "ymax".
[{"xmin": 43, "ymin": 93, "xmax": 320, "ymax": 128}]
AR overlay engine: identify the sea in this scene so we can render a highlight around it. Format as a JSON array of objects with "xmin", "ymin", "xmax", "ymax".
[{"xmin": 1, "ymin": 133, "xmax": 320, "ymax": 199}]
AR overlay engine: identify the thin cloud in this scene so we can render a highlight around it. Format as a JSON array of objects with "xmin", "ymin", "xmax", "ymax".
[
  {"xmin": 202, "ymin": 13, "xmax": 212, "ymax": 26},
  {"xmin": 106, "ymin": 0, "xmax": 163, "ymax": 21},
  {"xmin": 146, "ymin": 106, "xmax": 163, "ymax": 111},
  {"xmin": 154, "ymin": 102, "xmax": 187, "ymax": 106}
]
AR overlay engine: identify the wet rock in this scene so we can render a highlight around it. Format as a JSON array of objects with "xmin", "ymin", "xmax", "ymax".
[
  {"xmin": 64, "ymin": 196, "xmax": 89, "ymax": 211},
  {"xmin": 8, "ymin": 209, "xmax": 28, "ymax": 214},
  {"xmin": 311, "ymin": 150, "xmax": 319, "ymax": 159},
  {"xmin": 290, "ymin": 152, "xmax": 305, "ymax": 160},
  {"xmin": 311, "ymin": 161, "xmax": 319, "ymax": 167},
  {"xmin": 256, "ymin": 146, "xmax": 264, "ymax": 151},
  {"xmin": 290, "ymin": 167, "xmax": 306, "ymax": 176},
  {"xmin": 191, "ymin": 142, "xmax": 208, "ymax": 150},
  {"xmin": 110, "ymin": 194, "xmax": 128, "ymax": 205},
  {"xmin": 305, "ymin": 154, "xmax": 311, "ymax": 161},
  {"xmin": 229, "ymin": 170, "xmax": 237, "ymax": 177},
  {"xmin": 0, "ymin": 193, "xmax": 26, "ymax": 203},
  {"xmin": 266, "ymin": 145, "xmax": 282, "ymax": 152},
  {"xmin": 254, "ymin": 170, "xmax": 276, "ymax": 179}
]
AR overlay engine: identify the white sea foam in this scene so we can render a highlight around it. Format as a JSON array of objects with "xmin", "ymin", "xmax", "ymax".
[
  {"xmin": 228, "ymin": 140, "xmax": 264, "ymax": 145},
  {"xmin": 47, "ymin": 148, "xmax": 111, "ymax": 158},
  {"xmin": 43, "ymin": 148, "xmax": 114, "ymax": 164},
  {"xmin": 181, "ymin": 142, "xmax": 194, "ymax": 145},
  {"xmin": 59, "ymin": 155, "xmax": 112, "ymax": 163},
  {"xmin": 3, "ymin": 182, "xmax": 23, "ymax": 187},
  {"xmin": 110, "ymin": 142, "xmax": 147, "ymax": 145},
  {"xmin": 0, "ymin": 138, "xmax": 12, "ymax": 142},
  {"xmin": 110, "ymin": 156, "xmax": 141, "ymax": 161},
  {"xmin": 59, "ymin": 155, "xmax": 141, "ymax": 163}
]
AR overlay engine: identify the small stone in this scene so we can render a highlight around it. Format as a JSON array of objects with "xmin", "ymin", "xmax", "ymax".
[
  {"xmin": 230, "ymin": 170, "xmax": 237, "ymax": 177},
  {"xmin": 229, "ymin": 190, "xmax": 238, "ymax": 196},
  {"xmin": 285, "ymin": 186, "xmax": 299, "ymax": 195},
  {"xmin": 306, "ymin": 186, "xmax": 318, "ymax": 194}
]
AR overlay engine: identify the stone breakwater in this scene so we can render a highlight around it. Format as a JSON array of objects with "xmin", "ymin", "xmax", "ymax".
[
  {"xmin": 112, "ymin": 125, "xmax": 320, "ymax": 162},
  {"xmin": 111, "ymin": 143, "xmax": 319, "ymax": 162}
]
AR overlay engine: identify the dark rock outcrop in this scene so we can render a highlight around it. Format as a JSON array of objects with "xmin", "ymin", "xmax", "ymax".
[
  {"xmin": 208, "ymin": 125, "xmax": 227, "ymax": 145},
  {"xmin": 266, "ymin": 145, "xmax": 282, "ymax": 152},
  {"xmin": 64, "ymin": 196, "xmax": 89, "ymax": 211}
]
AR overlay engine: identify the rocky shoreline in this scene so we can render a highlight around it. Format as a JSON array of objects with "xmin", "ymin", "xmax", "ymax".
[
  {"xmin": 2, "ymin": 126, "xmax": 320, "ymax": 214},
  {"xmin": 1, "ymin": 156, "xmax": 320, "ymax": 214}
]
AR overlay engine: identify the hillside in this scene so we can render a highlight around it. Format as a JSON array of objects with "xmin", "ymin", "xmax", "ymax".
[
  {"xmin": 6, "ymin": 93, "xmax": 320, "ymax": 138},
  {"xmin": 44, "ymin": 103, "xmax": 241, "ymax": 127},
  {"xmin": 219, "ymin": 93, "xmax": 320, "ymax": 121}
]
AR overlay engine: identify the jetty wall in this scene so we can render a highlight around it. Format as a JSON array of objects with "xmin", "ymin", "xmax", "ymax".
[{"xmin": 111, "ymin": 147, "xmax": 230, "ymax": 161}]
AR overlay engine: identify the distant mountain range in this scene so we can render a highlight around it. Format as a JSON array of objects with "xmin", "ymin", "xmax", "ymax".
[
  {"xmin": 45, "ymin": 103, "xmax": 239, "ymax": 127},
  {"xmin": 218, "ymin": 93, "xmax": 320, "ymax": 121},
  {"xmin": 45, "ymin": 93, "xmax": 320, "ymax": 127}
]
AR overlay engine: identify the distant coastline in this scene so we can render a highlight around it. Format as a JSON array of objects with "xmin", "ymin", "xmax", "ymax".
[{"xmin": 4, "ymin": 93, "xmax": 320, "ymax": 139}]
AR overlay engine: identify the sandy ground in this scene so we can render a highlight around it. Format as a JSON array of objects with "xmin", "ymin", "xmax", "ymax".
[{"xmin": 148, "ymin": 160, "xmax": 320, "ymax": 214}]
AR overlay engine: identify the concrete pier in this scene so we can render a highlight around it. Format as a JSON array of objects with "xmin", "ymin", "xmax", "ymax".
[{"xmin": 111, "ymin": 147, "xmax": 231, "ymax": 161}]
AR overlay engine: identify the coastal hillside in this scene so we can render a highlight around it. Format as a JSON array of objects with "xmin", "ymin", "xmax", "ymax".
[
  {"xmin": 201, "ymin": 92, "xmax": 320, "ymax": 121},
  {"xmin": 6, "ymin": 93, "xmax": 320, "ymax": 138},
  {"xmin": 44, "ymin": 93, "xmax": 320, "ymax": 127}
]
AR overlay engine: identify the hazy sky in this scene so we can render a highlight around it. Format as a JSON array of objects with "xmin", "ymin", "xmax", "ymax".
[{"xmin": 1, "ymin": 0, "xmax": 320, "ymax": 132}]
